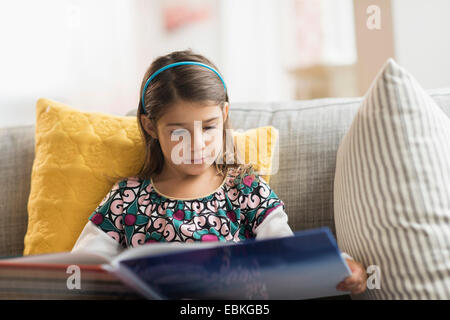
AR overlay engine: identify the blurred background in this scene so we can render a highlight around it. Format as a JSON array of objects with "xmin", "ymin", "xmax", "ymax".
[{"xmin": 0, "ymin": 0, "xmax": 449, "ymax": 127}]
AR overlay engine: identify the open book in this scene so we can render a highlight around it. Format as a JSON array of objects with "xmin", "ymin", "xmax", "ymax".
[{"xmin": 0, "ymin": 227, "xmax": 351, "ymax": 300}]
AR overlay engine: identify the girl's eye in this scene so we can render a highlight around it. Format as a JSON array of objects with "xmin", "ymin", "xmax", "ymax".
[
  {"xmin": 171, "ymin": 128, "xmax": 188, "ymax": 135},
  {"xmin": 204, "ymin": 126, "xmax": 216, "ymax": 131}
]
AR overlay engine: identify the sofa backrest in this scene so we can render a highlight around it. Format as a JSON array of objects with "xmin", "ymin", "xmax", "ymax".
[
  {"xmin": 0, "ymin": 125, "xmax": 35, "ymax": 257},
  {"xmin": 1, "ymin": 88, "xmax": 449, "ymax": 257},
  {"xmin": 227, "ymin": 88, "xmax": 450, "ymax": 238}
]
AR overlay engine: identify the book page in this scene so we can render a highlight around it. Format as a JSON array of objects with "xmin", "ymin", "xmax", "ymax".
[
  {"xmin": 0, "ymin": 251, "xmax": 110, "ymax": 266},
  {"xmin": 0, "ymin": 242, "xmax": 235, "ymax": 268},
  {"xmin": 110, "ymin": 241, "xmax": 235, "ymax": 268}
]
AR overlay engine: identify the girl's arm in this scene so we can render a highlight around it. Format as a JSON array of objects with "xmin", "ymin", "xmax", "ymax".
[
  {"xmin": 254, "ymin": 205, "xmax": 293, "ymax": 239},
  {"xmin": 254, "ymin": 206, "xmax": 354, "ymax": 261},
  {"xmin": 71, "ymin": 221, "xmax": 125, "ymax": 259}
]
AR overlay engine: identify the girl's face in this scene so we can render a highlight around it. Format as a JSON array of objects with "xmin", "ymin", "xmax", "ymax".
[{"xmin": 141, "ymin": 100, "xmax": 229, "ymax": 177}]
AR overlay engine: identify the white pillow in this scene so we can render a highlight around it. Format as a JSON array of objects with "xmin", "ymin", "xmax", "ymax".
[{"xmin": 334, "ymin": 58, "xmax": 450, "ymax": 299}]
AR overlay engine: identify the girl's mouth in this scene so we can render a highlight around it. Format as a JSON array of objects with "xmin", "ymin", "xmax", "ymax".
[{"xmin": 190, "ymin": 157, "xmax": 205, "ymax": 163}]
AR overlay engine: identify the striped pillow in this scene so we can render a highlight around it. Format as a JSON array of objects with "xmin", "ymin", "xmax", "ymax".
[{"xmin": 334, "ymin": 58, "xmax": 450, "ymax": 299}]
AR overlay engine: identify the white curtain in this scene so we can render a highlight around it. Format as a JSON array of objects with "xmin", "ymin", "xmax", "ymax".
[
  {"xmin": 0, "ymin": 0, "xmax": 141, "ymax": 127},
  {"xmin": 218, "ymin": 0, "xmax": 356, "ymax": 103},
  {"xmin": 0, "ymin": 0, "xmax": 357, "ymax": 127}
]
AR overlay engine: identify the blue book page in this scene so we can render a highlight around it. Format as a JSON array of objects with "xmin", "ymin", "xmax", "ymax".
[{"xmin": 117, "ymin": 227, "xmax": 352, "ymax": 300}]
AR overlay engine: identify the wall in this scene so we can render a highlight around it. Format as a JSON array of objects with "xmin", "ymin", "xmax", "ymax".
[
  {"xmin": 352, "ymin": 0, "xmax": 450, "ymax": 95},
  {"xmin": 352, "ymin": 0, "xmax": 395, "ymax": 96},
  {"xmin": 391, "ymin": 0, "xmax": 450, "ymax": 90}
]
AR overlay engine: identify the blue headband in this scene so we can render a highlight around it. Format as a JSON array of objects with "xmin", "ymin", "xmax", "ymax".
[{"xmin": 141, "ymin": 61, "xmax": 227, "ymax": 114}]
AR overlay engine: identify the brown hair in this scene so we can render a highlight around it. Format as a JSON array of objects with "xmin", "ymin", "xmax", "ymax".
[{"xmin": 137, "ymin": 49, "xmax": 249, "ymax": 180}]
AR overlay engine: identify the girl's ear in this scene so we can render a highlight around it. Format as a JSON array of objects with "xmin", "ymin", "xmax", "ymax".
[
  {"xmin": 223, "ymin": 102, "xmax": 229, "ymax": 122},
  {"xmin": 140, "ymin": 114, "xmax": 158, "ymax": 139}
]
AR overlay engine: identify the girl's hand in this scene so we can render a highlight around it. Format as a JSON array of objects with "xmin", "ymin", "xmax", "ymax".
[{"xmin": 336, "ymin": 259, "xmax": 367, "ymax": 294}]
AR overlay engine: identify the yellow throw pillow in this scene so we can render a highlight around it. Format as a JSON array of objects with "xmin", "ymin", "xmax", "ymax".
[
  {"xmin": 232, "ymin": 127, "xmax": 278, "ymax": 179},
  {"xmin": 24, "ymin": 98, "xmax": 279, "ymax": 255}
]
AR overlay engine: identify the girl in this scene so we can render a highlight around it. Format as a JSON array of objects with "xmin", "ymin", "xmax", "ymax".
[{"xmin": 72, "ymin": 49, "xmax": 367, "ymax": 295}]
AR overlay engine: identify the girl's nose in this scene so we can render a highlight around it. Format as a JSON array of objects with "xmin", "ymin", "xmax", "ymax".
[{"xmin": 192, "ymin": 124, "xmax": 206, "ymax": 154}]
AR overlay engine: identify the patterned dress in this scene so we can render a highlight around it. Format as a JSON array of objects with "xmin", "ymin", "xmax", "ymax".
[{"xmin": 89, "ymin": 168, "xmax": 284, "ymax": 249}]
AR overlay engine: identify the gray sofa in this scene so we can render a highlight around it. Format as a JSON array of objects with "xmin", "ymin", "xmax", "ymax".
[{"xmin": 1, "ymin": 88, "xmax": 449, "ymax": 299}]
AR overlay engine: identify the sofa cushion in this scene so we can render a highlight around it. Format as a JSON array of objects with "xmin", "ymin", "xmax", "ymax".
[
  {"xmin": 24, "ymin": 98, "xmax": 278, "ymax": 255},
  {"xmin": 0, "ymin": 125, "xmax": 35, "ymax": 257},
  {"xmin": 334, "ymin": 59, "xmax": 450, "ymax": 299}
]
